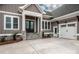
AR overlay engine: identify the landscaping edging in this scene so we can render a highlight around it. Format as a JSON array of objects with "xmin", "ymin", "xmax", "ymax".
[{"xmin": 0, "ymin": 39, "xmax": 23, "ymax": 45}]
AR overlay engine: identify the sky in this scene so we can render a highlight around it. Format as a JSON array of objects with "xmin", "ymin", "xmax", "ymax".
[{"xmin": 40, "ymin": 4, "xmax": 63, "ymax": 12}]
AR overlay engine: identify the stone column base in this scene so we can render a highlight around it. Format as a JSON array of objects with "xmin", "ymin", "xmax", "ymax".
[{"xmin": 22, "ymin": 31, "xmax": 26, "ymax": 40}]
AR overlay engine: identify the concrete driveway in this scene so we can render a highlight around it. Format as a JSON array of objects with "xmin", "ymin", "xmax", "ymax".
[{"xmin": 0, "ymin": 38, "xmax": 79, "ymax": 54}]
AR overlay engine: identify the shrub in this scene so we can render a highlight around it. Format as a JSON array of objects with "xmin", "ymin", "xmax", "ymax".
[
  {"xmin": 0, "ymin": 36, "xmax": 7, "ymax": 42},
  {"xmin": 12, "ymin": 32, "xmax": 18, "ymax": 40}
]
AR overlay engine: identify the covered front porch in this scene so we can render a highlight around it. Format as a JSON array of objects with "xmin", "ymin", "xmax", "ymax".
[{"xmin": 22, "ymin": 10, "xmax": 42, "ymax": 40}]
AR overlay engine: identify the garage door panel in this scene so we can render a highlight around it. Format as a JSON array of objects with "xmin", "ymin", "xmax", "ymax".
[
  {"xmin": 59, "ymin": 22, "xmax": 77, "ymax": 39},
  {"xmin": 59, "ymin": 24, "xmax": 66, "ymax": 38},
  {"xmin": 67, "ymin": 23, "xmax": 77, "ymax": 39}
]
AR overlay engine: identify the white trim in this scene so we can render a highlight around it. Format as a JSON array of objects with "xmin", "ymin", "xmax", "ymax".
[
  {"xmin": 19, "ymin": 4, "xmax": 44, "ymax": 14},
  {"xmin": 41, "ymin": 16, "xmax": 43, "ymax": 31},
  {"xmin": 35, "ymin": 4, "xmax": 45, "ymax": 14},
  {"xmin": 35, "ymin": 17, "xmax": 36, "ymax": 32},
  {"xmin": 59, "ymin": 21, "xmax": 77, "ymax": 39},
  {"xmin": 38, "ymin": 18, "xmax": 39, "ymax": 33},
  {"xmin": 22, "ymin": 10, "xmax": 42, "ymax": 31},
  {"xmin": 42, "ymin": 20, "xmax": 51, "ymax": 30},
  {"xmin": 4, "ymin": 15, "xmax": 20, "ymax": 30},
  {"xmin": 0, "ymin": 33, "xmax": 22, "ymax": 36},
  {"xmin": 20, "ymin": 4, "xmax": 30, "ymax": 10},
  {"xmin": 22, "ymin": 11, "xmax": 25, "ymax": 31},
  {"xmin": 23, "ymin": 10, "xmax": 42, "ymax": 17},
  {"xmin": 51, "ymin": 11, "xmax": 79, "ymax": 22},
  {"xmin": 0, "ymin": 11, "xmax": 21, "ymax": 16}
]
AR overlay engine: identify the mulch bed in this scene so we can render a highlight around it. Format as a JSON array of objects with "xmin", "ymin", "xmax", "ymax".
[{"xmin": 0, "ymin": 39, "xmax": 23, "ymax": 45}]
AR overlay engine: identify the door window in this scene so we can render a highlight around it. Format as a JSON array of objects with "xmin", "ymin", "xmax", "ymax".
[
  {"xmin": 25, "ymin": 20, "xmax": 34, "ymax": 33},
  {"xmin": 61, "ymin": 25, "xmax": 66, "ymax": 27},
  {"xmin": 55, "ymin": 28, "xmax": 57, "ymax": 34},
  {"xmin": 68, "ymin": 24, "xmax": 75, "ymax": 27}
]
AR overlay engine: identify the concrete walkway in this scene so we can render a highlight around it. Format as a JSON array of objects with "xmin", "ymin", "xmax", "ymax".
[{"xmin": 0, "ymin": 38, "xmax": 79, "ymax": 54}]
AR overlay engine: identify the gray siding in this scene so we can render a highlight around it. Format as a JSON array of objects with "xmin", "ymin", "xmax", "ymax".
[
  {"xmin": 52, "ymin": 22, "xmax": 59, "ymax": 37},
  {"xmin": 52, "ymin": 4, "xmax": 79, "ymax": 18},
  {"xmin": 25, "ymin": 4, "xmax": 41, "ymax": 13},
  {"xmin": 58, "ymin": 17, "xmax": 78, "ymax": 24},
  {"xmin": 0, "ymin": 4, "xmax": 24, "ymax": 13},
  {"xmin": 0, "ymin": 13, "xmax": 22, "ymax": 34}
]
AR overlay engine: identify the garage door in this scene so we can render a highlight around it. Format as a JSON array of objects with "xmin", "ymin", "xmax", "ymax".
[
  {"xmin": 59, "ymin": 22, "xmax": 77, "ymax": 39},
  {"xmin": 59, "ymin": 23, "xmax": 67, "ymax": 38}
]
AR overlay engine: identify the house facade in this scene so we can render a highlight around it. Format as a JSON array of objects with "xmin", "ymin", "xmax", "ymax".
[
  {"xmin": 0, "ymin": 4, "xmax": 52, "ymax": 40},
  {"xmin": 0, "ymin": 4, "xmax": 79, "ymax": 40}
]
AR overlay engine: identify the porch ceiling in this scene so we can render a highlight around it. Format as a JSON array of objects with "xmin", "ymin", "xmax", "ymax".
[{"xmin": 25, "ymin": 15, "xmax": 38, "ymax": 19}]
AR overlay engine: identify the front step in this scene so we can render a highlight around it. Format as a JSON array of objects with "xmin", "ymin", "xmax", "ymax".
[{"xmin": 26, "ymin": 33, "xmax": 41, "ymax": 40}]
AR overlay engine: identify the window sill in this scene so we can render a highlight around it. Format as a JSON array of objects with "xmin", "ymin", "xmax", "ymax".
[{"xmin": 4, "ymin": 28, "xmax": 19, "ymax": 30}]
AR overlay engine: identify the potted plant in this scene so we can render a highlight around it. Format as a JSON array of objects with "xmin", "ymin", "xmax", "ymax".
[{"xmin": 12, "ymin": 32, "xmax": 23, "ymax": 41}]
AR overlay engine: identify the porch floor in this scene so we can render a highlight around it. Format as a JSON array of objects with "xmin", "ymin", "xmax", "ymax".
[{"xmin": 0, "ymin": 38, "xmax": 79, "ymax": 54}]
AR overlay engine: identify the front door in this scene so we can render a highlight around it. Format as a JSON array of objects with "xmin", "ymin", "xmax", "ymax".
[
  {"xmin": 25, "ymin": 20, "xmax": 34, "ymax": 33},
  {"xmin": 53, "ymin": 26, "xmax": 58, "ymax": 37}
]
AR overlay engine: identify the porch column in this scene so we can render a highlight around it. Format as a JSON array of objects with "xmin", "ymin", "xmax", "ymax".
[
  {"xmin": 39, "ymin": 16, "xmax": 43, "ymax": 38},
  {"xmin": 22, "ymin": 10, "xmax": 26, "ymax": 40},
  {"xmin": 37, "ymin": 18, "xmax": 40, "ymax": 33},
  {"xmin": 41, "ymin": 16, "xmax": 43, "ymax": 32},
  {"xmin": 22, "ymin": 10, "xmax": 25, "ymax": 31}
]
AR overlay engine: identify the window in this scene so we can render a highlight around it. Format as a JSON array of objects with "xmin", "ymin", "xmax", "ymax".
[
  {"xmin": 68, "ymin": 24, "xmax": 75, "ymax": 27},
  {"xmin": 6, "ymin": 17, "xmax": 11, "ymax": 28},
  {"xmin": 42, "ymin": 21, "xmax": 44, "ymax": 29},
  {"xmin": 26, "ymin": 21, "xmax": 29, "ymax": 29},
  {"xmin": 55, "ymin": 28, "xmax": 57, "ymax": 34},
  {"xmin": 13, "ymin": 18, "xmax": 18, "ymax": 29},
  {"xmin": 48, "ymin": 22, "xmax": 50, "ymax": 29},
  {"xmin": 45, "ymin": 21, "xmax": 47, "ymax": 29},
  {"xmin": 30, "ymin": 21, "xmax": 34, "ymax": 30},
  {"xmin": 61, "ymin": 25, "xmax": 66, "ymax": 27},
  {"xmin": 42, "ymin": 20, "xmax": 51, "ymax": 30},
  {"xmin": 4, "ymin": 15, "xmax": 19, "ymax": 30}
]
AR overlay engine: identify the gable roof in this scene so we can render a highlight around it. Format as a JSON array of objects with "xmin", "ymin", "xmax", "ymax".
[
  {"xmin": 19, "ymin": 4, "xmax": 45, "ymax": 14},
  {"xmin": 52, "ymin": 4, "xmax": 79, "ymax": 18}
]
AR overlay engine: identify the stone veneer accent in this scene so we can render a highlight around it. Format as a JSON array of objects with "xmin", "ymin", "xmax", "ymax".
[{"xmin": 26, "ymin": 32, "xmax": 42, "ymax": 40}]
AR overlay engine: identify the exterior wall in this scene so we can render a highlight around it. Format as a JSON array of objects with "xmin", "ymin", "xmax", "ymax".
[
  {"xmin": 52, "ymin": 16, "xmax": 78, "ymax": 38},
  {"xmin": 59, "ymin": 17, "xmax": 78, "ymax": 24},
  {"xmin": 25, "ymin": 4, "xmax": 41, "ymax": 13},
  {"xmin": 0, "ymin": 13, "xmax": 22, "ymax": 34},
  {"xmin": 0, "ymin": 4, "xmax": 24, "ymax": 13},
  {"xmin": 0, "ymin": 4, "xmax": 43, "ymax": 40},
  {"xmin": 42, "ymin": 19, "xmax": 52, "ymax": 32},
  {"xmin": 52, "ymin": 21, "xmax": 59, "ymax": 37}
]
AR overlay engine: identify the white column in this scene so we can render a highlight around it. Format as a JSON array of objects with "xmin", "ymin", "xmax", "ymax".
[
  {"xmin": 38, "ymin": 18, "xmax": 39, "ymax": 33},
  {"xmin": 22, "ymin": 10, "xmax": 25, "ymax": 31},
  {"xmin": 41, "ymin": 16, "xmax": 43, "ymax": 32},
  {"xmin": 22, "ymin": 10, "xmax": 26, "ymax": 40},
  {"xmin": 34, "ymin": 17, "xmax": 36, "ymax": 32}
]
